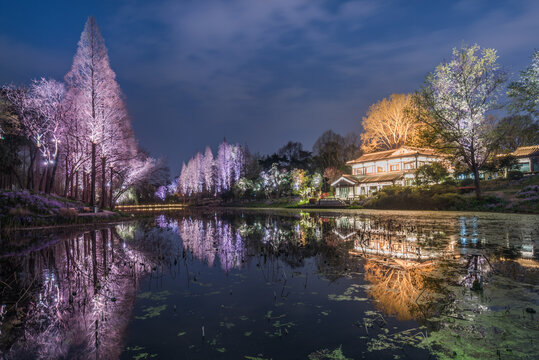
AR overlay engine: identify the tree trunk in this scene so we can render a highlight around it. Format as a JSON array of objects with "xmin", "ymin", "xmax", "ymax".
[
  {"xmin": 100, "ymin": 156, "xmax": 106, "ymax": 209},
  {"xmin": 83, "ymin": 172, "xmax": 87, "ymax": 202},
  {"xmin": 109, "ymin": 167, "xmax": 114, "ymax": 210},
  {"xmin": 472, "ymin": 165, "xmax": 482, "ymax": 198},
  {"xmin": 90, "ymin": 142, "xmax": 96, "ymax": 207},
  {"xmin": 64, "ymin": 155, "xmax": 69, "ymax": 197},
  {"xmin": 75, "ymin": 170, "xmax": 79, "ymax": 201},
  {"xmin": 47, "ymin": 151, "xmax": 60, "ymax": 194},
  {"xmin": 39, "ymin": 165, "xmax": 47, "ymax": 193},
  {"xmin": 26, "ymin": 147, "xmax": 36, "ymax": 190}
]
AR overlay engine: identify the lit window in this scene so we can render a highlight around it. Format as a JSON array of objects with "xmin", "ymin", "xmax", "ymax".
[
  {"xmin": 404, "ymin": 162, "xmax": 415, "ymax": 170},
  {"xmin": 354, "ymin": 168, "xmax": 365, "ymax": 175},
  {"xmin": 518, "ymin": 162, "xmax": 530, "ymax": 172},
  {"xmin": 377, "ymin": 166, "xmax": 384, "ymax": 173},
  {"xmin": 390, "ymin": 164, "xmax": 399, "ymax": 171}
]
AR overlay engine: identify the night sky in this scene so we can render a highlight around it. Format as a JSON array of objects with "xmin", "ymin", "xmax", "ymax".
[{"xmin": 1, "ymin": 0, "xmax": 538, "ymax": 175}]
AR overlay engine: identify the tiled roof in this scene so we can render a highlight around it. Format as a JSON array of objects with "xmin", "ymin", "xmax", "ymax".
[
  {"xmin": 512, "ymin": 145, "xmax": 539, "ymax": 157},
  {"xmin": 357, "ymin": 172, "xmax": 404, "ymax": 183},
  {"xmin": 346, "ymin": 146, "xmax": 442, "ymax": 165},
  {"xmin": 331, "ymin": 174, "xmax": 360, "ymax": 186},
  {"xmin": 331, "ymin": 172, "xmax": 405, "ymax": 186},
  {"xmin": 346, "ymin": 149, "xmax": 395, "ymax": 164}
]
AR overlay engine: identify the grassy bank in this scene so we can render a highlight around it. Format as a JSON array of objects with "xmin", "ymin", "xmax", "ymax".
[{"xmin": 0, "ymin": 190, "xmax": 147, "ymax": 229}]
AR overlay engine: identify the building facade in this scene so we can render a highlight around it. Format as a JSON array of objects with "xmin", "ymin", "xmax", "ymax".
[
  {"xmin": 331, "ymin": 147, "xmax": 447, "ymax": 199},
  {"xmin": 511, "ymin": 145, "xmax": 539, "ymax": 173}
]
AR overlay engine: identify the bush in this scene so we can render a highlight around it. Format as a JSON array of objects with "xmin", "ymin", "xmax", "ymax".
[
  {"xmin": 459, "ymin": 178, "xmax": 475, "ymax": 187},
  {"xmin": 309, "ymin": 198, "xmax": 318, "ymax": 204},
  {"xmin": 431, "ymin": 193, "xmax": 466, "ymax": 209},
  {"xmin": 508, "ymin": 170, "xmax": 523, "ymax": 180},
  {"xmin": 8, "ymin": 206, "xmax": 32, "ymax": 216},
  {"xmin": 442, "ymin": 177, "xmax": 458, "ymax": 186},
  {"xmin": 516, "ymin": 185, "xmax": 539, "ymax": 198}
]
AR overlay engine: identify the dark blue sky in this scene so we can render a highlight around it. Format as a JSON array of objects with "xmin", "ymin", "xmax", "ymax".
[{"xmin": 1, "ymin": 0, "xmax": 537, "ymax": 174}]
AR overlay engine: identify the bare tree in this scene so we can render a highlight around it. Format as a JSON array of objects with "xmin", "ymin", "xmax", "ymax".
[
  {"xmin": 361, "ymin": 94, "xmax": 417, "ymax": 152},
  {"xmin": 65, "ymin": 16, "xmax": 125, "ymax": 207}
]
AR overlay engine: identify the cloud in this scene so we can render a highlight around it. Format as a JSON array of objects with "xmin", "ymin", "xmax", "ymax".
[{"xmin": 1, "ymin": 0, "xmax": 537, "ymax": 173}]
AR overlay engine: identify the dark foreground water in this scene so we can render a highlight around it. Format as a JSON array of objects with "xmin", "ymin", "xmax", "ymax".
[{"xmin": 0, "ymin": 210, "xmax": 538, "ymax": 360}]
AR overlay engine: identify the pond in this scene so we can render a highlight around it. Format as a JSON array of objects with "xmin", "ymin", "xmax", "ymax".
[{"xmin": 0, "ymin": 209, "xmax": 538, "ymax": 359}]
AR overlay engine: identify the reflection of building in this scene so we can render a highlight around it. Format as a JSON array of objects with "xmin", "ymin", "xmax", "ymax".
[
  {"xmin": 329, "ymin": 215, "xmax": 457, "ymax": 261},
  {"xmin": 328, "ymin": 214, "xmax": 458, "ymax": 320},
  {"xmin": 331, "ymin": 147, "xmax": 447, "ymax": 198}
]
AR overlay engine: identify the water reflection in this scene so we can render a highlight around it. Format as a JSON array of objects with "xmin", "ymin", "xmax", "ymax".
[
  {"xmin": 0, "ymin": 226, "xmax": 166, "ymax": 359},
  {"xmin": 0, "ymin": 211, "xmax": 537, "ymax": 359}
]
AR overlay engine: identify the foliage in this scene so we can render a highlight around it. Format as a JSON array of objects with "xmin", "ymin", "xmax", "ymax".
[
  {"xmin": 492, "ymin": 115, "xmax": 539, "ymax": 152},
  {"xmin": 507, "ymin": 50, "xmax": 539, "ymax": 118},
  {"xmin": 312, "ymin": 130, "xmax": 361, "ymax": 172},
  {"xmin": 362, "ymin": 185, "xmax": 511, "ymax": 211},
  {"xmin": 507, "ymin": 170, "xmax": 523, "ymax": 180},
  {"xmin": 481, "ymin": 154, "xmax": 518, "ymax": 173},
  {"xmin": 279, "ymin": 141, "xmax": 312, "ymax": 168},
  {"xmin": 414, "ymin": 162, "xmax": 449, "ymax": 185},
  {"xmin": 308, "ymin": 346, "xmax": 351, "ymax": 360}
]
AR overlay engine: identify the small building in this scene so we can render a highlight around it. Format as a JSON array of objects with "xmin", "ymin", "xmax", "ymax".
[
  {"xmin": 331, "ymin": 146, "xmax": 447, "ymax": 199},
  {"xmin": 511, "ymin": 145, "xmax": 539, "ymax": 173}
]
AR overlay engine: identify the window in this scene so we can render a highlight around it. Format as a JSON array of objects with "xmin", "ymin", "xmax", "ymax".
[
  {"xmin": 354, "ymin": 167, "xmax": 365, "ymax": 175},
  {"xmin": 390, "ymin": 164, "xmax": 399, "ymax": 171},
  {"xmin": 377, "ymin": 166, "xmax": 384, "ymax": 173},
  {"xmin": 518, "ymin": 162, "xmax": 530, "ymax": 173},
  {"xmin": 365, "ymin": 166, "xmax": 374, "ymax": 174},
  {"xmin": 404, "ymin": 162, "xmax": 415, "ymax": 170}
]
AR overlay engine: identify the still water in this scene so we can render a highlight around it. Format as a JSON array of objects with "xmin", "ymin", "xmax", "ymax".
[{"xmin": 0, "ymin": 210, "xmax": 538, "ymax": 359}]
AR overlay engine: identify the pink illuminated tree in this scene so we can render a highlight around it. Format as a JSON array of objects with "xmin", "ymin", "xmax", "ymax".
[
  {"xmin": 202, "ymin": 146, "xmax": 214, "ymax": 193},
  {"xmin": 65, "ymin": 16, "xmax": 127, "ymax": 206},
  {"xmin": 28, "ymin": 78, "xmax": 69, "ymax": 193}
]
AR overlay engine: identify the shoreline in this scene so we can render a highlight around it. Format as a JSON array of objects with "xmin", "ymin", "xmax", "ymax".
[{"xmin": 2, "ymin": 203, "xmax": 537, "ymax": 232}]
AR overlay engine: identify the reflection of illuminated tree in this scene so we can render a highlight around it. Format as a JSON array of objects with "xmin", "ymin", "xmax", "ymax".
[
  {"xmin": 364, "ymin": 259, "xmax": 436, "ymax": 321},
  {"xmin": 0, "ymin": 226, "xmax": 160, "ymax": 359},
  {"xmin": 176, "ymin": 217, "xmax": 244, "ymax": 272}
]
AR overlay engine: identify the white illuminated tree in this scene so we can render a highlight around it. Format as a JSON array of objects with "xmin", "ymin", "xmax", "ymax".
[
  {"xmin": 415, "ymin": 44, "xmax": 506, "ymax": 197},
  {"xmin": 28, "ymin": 78, "xmax": 69, "ymax": 193}
]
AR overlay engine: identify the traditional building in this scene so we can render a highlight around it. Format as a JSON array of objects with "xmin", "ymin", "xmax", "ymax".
[
  {"xmin": 511, "ymin": 145, "xmax": 539, "ymax": 173},
  {"xmin": 331, "ymin": 146, "xmax": 447, "ymax": 199}
]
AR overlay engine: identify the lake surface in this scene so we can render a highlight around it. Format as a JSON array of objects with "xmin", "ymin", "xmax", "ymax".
[{"xmin": 1, "ymin": 209, "xmax": 538, "ymax": 359}]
